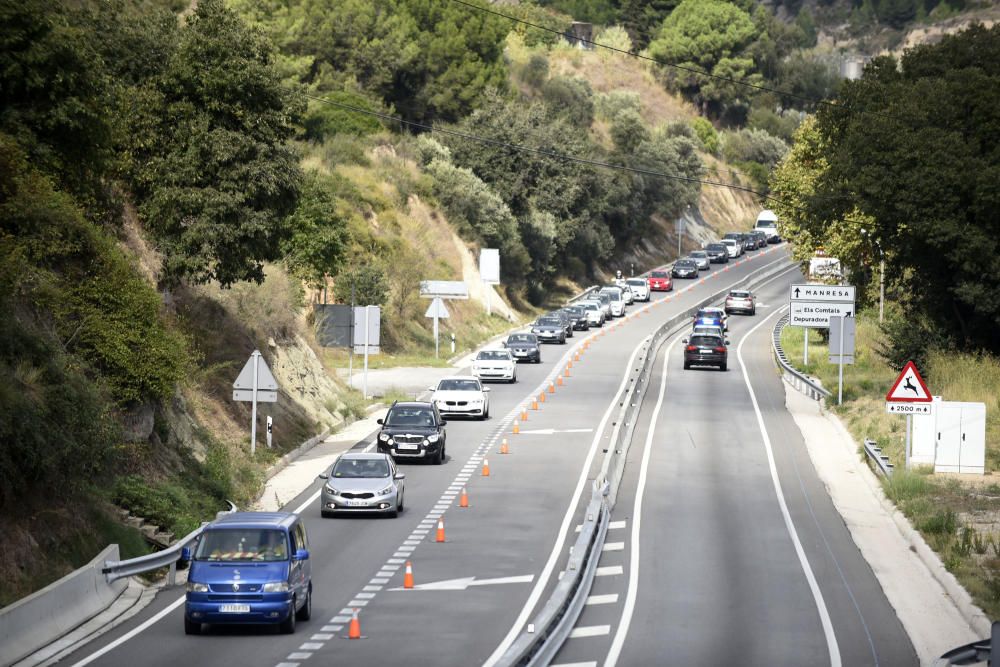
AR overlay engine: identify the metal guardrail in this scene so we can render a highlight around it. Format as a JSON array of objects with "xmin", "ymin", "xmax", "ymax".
[
  {"xmin": 496, "ymin": 254, "xmax": 795, "ymax": 667},
  {"xmin": 771, "ymin": 312, "xmax": 832, "ymax": 401},
  {"xmin": 102, "ymin": 501, "xmax": 236, "ymax": 585},
  {"xmin": 863, "ymin": 438, "xmax": 894, "ymax": 477}
]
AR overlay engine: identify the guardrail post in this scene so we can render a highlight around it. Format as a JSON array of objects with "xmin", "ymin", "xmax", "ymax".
[{"xmin": 168, "ymin": 561, "xmax": 177, "ymax": 587}]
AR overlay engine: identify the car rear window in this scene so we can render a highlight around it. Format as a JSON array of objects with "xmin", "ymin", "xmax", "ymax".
[
  {"xmin": 690, "ymin": 336, "xmax": 723, "ymax": 347},
  {"xmin": 650, "ymin": 271, "xmax": 668, "ymax": 278},
  {"xmin": 538, "ymin": 317, "xmax": 560, "ymax": 325},
  {"xmin": 477, "ymin": 351, "xmax": 510, "ymax": 361},
  {"xmin": 730, "ymin": 291, "xmax": 750, "ymax": 298}
]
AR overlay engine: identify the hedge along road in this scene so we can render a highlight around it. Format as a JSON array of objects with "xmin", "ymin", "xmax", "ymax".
[
  {"xmin": 551, "ymin": 267, "xmax": 917, "ymax": 667},
  {"xmin": 63, "ymin": 246, "xmax": 791, "ymax": 667}
]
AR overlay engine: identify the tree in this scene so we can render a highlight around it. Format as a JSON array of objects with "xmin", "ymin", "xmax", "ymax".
[
  {"xmin": 281, "ymin": 172, "xmax": 349, "ymax": 289},
  {"xmin": 805, "ymin": 24, "xmax": 1000, "ymax": 351},
  {"xmin": 618, "ymin": 0, "xmax": 680, "ymax": 50},
  {"xmin": 610, "ymin": 109, "xmax": 650, "ymax": 154},
  {"xmin": 648, "ymin": 0, "xmax": 762, "ymax": 118},
  {"xmin": 122, "ymin": 0, "xmax": 303, "ymax": 286},
  {"xmin": 542, "ymin": 77, "xmax": 595, "ymax": 128},
  {"xmin": 333, "ymin": 264, "xmax": 389, "ymax": 306}
]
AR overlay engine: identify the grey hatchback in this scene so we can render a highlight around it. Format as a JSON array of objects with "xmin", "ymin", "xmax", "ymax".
[{"xmin": 319, "ymin": 452, "xmax": 405, "ymax": 518}]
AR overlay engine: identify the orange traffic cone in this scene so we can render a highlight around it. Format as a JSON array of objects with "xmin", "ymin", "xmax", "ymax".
[
  {"xmin": 574, "ymin": 351, "xmax": 581, "ymax": 362},
  {"xmin": 564, "ymin": 366, "xmax": 571, "ymax": 377},
  {"xmin": 348, "ymin": 608, "xmax": 362, "ymax": 639},
  {"xmin": 459, "ymin": 486, "xmax": 469, "ymax": 508},
  {"xmin": 548, "ymin": 382, "xmax": 555, "ymax": 394},
  {"xmin": 531, "ymin": 398, "xmax": 539, "ymax": 410},
  {"xmin": 404, "ymin": 561, "xmax": 415, "ymax": 589},
  {"xmin": 499, "ymin": 438, "xmax": 510, "ymax": 455},
  {"xmin": 521, "ymin": 408, "xmax": 528, "ymax": 421},
  {"xmin": 539, "ymin": 391, "xmax": 546, "ymax": 403},
  {"xmin": 436, "ymin": 517, "xmax": 446, "ymax": 542},
  {"xmin": 482, "ymin": 457, "xmax": 491, "ymax": 476},
  {"xmin": 513, "ymin": 420, "xmax": 520, "ymax": 435},
  {"xmin": 567, "ymin": 359, "xmax": 573, "ymax": 369},
  {"xmin": 557, "ymin": 375, "xmax": 564, "ymax": 386}
]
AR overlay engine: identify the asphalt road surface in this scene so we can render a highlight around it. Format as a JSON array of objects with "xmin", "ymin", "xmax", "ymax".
[{"xmin": 59, "ymin": 245, "xmax": 916, "ymax": 667}]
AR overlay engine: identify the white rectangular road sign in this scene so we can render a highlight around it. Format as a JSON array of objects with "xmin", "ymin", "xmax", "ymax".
[
  {"xmin": 790, "ymin": 284, "xmax": 856, "ymax": 303},
  {"xmin": 887, "ymin": 402, "xmax": 933, "ymax": 415},
  {"xmin": 789, "ymin": 301, "xmax": 855, "ymax": 328},
  {"xmin": 480, "ymin": 248, "xmax": 500, "ymax": 285},
  {"xmin": 829, "ymin": 315, "xmax": 856, "ymax": 364},
  {"xmin": 233, "ymin": 389, "xmax": 277, "ymax": 403}
]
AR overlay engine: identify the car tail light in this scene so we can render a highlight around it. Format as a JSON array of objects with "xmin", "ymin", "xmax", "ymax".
[
  {"xmin": 714, "ymin": 346, "xmax": 727, "ymax": 353},
  {"xmin": 686, "ymin": 345, "xmax": 697, "ymax": 352}
]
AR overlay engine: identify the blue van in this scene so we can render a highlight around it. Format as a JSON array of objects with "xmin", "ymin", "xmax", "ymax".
[{"xmin": 182, "ymin": 512, "xmax": 312, "ymax": 635}]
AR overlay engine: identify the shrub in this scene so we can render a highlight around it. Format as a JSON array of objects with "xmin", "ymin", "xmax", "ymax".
[
  {"xmin": 690, "ymin": 117, "xmax": 720, "ymax": 154},
  {"xmin": 333, "ymin": 264, "xmax": 390, "ymax": 307},
  {"xmin": 720, "ymin": 128, "xmax": 789, "ymax": 168},
  {"xmin": 595, "ymin": 25, "xmax": 632, "ymax": 55},
  {"xmin": 303, "ymin": 90, "xmax": 383, "ymax": 141},
  {"xmin": 541, "ymin": 76, "xmax": 595, "ymax": 128},
  {"xmin": 522, "ymin": 53, "xmax": 550, "ymax": 88},
  {"xmin": 595, "ymin": 90, "xmax": 641, "ymax": 120},
  {"xmin": 415, "ymin": 135, "xmax": 452, "ymax": 167}
]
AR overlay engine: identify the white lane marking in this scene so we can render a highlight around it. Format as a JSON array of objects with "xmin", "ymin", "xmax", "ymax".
[
  {"xmin": 363, "ymin": 585, "xmax": 382, "ymax": 592},
  {"xmin": 287, "ymin": 653, "xmax": 312, "ymax": 660},
  {"xmin": 370, "ymin": 577, "xmax": 389, "ymax": 585},
  {"xmin": 276, "ymin": 663, "xmax": 299, "ymax": 667},
  {"xmin": 569, "ymin": 625, "xmax": 612, "ymax": 638},
  {"xmin": 70, "ymin": 595, "xmax": 185, "ymax": 667},
  {"xmin": 333, "ymin": 613, "xmax": 352, "ymax": 621},
  {"xmin": 311, "ymin": 633, "xmax": 334, "ymax": 641},
  {"xmin": 483, "ymin": 336, "xmax": 651, "ymax": 667},
  {"xmin": 386, "ymin": 559, "xmax": 406, "ymax": 565},
  {"xmin": 595, "ymin": 565, "xmax": 624, "ymax": 577},
  {"xmin": 355, "ymin": 592, "xmax": 376, "ymax": 599},
  {"xmin": 552, "ymin": 662, "xmax": 597, "ymax": 667},
  {"xmin": 736, "ymin": 307, "xmax": 841, "ymax": 666},
  {"xmin": 321, "ymin": 625, "xmax": 342, "ymax": 632},
  {"xmin": 586, "ymin": 594, "xmax": 619, "ymax": 605},
  {"xmin": 602, "ymin": 542, "xmax": 625, "ymax": 552},
  {"xmin": 347, "ymin": 599, "xmax": 368, "ymax": 607},
  {"xmin": 299, "ymin": 642, "xmax": 323, "ymax": 650},
  {"xmin": 605, "ymin": 332, "xmax": 674, "ymax": 667}
]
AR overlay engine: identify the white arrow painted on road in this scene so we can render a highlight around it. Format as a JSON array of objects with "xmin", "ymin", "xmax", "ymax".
[
  {"xmin": 390, "ymin": 574, "xmax": 534, "ymax": 591},
  {"xmin": 517, "ymin": 428, "xmax": 594, "ymax": 436}
]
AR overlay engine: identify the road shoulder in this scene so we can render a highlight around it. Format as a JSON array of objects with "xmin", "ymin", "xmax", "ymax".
[{"xmin": 784, "ymin": 386, "xmax": 984, "ymax": 664}]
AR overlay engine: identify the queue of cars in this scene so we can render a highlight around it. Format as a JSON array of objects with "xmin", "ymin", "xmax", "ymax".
[{"xmin": 682, "ymin": 289, "xmax": 757, "ymax": 372}]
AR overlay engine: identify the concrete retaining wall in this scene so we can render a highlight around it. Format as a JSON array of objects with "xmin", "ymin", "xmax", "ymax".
[{"xmin": 0, "ymin": 545, "xmax": 125, "ymax": 666}]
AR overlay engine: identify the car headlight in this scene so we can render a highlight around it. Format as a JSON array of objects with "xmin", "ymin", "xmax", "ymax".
[
  {"xmin": 187, "ymin": 582, "xmax": 209, "ymax": 593},
  {"xmin": 378, "ymin": 433, "xmax": 389, "ymax": 442},
  {"xmin": 427, "ymin": 434, "xmax": 440, "ymax": 443},
  {"xmin": 378, "ymin": 486, "xmax": 393, "ymax": 496},
  {"xmin": 263, "ymin": 581, "xmax": 289, "ymax": 593},
  {"xmin": 325, "ymin": 483, "xmax": 341, "ymax": 495}
]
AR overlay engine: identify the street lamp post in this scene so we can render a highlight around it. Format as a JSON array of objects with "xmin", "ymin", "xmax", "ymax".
[{"xmin": 861, "ymin": 229, "xmax": 885, "ymax": 323}]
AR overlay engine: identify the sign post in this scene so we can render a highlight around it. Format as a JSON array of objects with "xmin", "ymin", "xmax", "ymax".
[
  {"xmin": 480, "ymin": 249, "xmax": 500, "ymax": 317},
  {"xmin": 232, "ymin": 350, "xmax": 278, "ymax": 456},
  {"xmin": 425, "ymin": 297, "xmax": 450, "ymax": 358},
  {"xmin": 350, "ymin": 305, "xmax": 381, "ymax": 399},
  {"xmin": 829, "ymin": 315, "xmax": 856, "ymax": 406},
  {"xmin": 266, "ymin": 415, "xmax": 273, "ymax": 449},
  {"xmin": 885, "ymin": 361, "xmax": 934, "ymax": 469}
]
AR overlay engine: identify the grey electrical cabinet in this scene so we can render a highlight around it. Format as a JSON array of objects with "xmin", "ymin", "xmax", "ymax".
[{"xmin": 934, "ymin": 401, "xmax": 986, "ymax": 475}]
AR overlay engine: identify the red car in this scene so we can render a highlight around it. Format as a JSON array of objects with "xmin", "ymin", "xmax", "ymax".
[{"xmin": 647, "ymin": 270, "xmax": 673, "ymax": 292}]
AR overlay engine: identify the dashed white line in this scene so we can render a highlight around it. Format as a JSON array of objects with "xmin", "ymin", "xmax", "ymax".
[
  {"xmin": 595, "ymin": 565, "xmax": 624, "ymax": 577},
  {"xmin": 586, "ymin": 594, "xmax": 619, "ymax": 605},
  {"xmin": 569, "ymin": 625, "xmax": 611, "ymax": 638},
  {"xmin": 602, "ymin": 542, "xmax": 625, "ymax": 552}
]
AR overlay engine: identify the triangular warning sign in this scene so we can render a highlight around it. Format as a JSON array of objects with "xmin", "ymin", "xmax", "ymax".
[
  {"xmin": 233, "ymin": 351, "xmax": 278, "ymax": 391},
  {"xmin": 886, "ymin": 361, "xmax": 932, "ymax": 402}
]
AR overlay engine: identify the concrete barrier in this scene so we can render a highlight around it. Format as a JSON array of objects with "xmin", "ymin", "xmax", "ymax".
[{"xmin": 0, "ymin": 545, "xmax": 126, "ymax": 666}]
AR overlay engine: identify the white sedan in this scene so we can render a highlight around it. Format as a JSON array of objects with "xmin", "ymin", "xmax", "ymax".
[
  {"xmin": 472, "ymin": 349, "xmax": 517, "ymax": 383},
  {"xmin": 429, "ymin": 376, "xmax": 490, "ymax": 420},
  {"xmin": 625, "ymin": 278, "xmax": 650, "ymax": 302}
]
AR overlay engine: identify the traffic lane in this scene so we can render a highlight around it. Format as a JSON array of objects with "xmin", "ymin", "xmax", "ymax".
[
  {"xmin": 62, "ymin": 347, "xmax": 579, "ymax": 667},
  {"xmin": 60, "ymin": 249, "xmax": 786, "ymax": 667},
  {"xmin": 742, "ymin": 281, "xmax": 917, "ymax": 665},
  {"xmin": 613, "ymin": 315, "xmax": 832, "ymax": 667}
]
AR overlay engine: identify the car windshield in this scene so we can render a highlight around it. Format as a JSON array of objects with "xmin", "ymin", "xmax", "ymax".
[
  {"xmin": 677, "ymin": 261, "xmax": 695, "ymax": 267},
  {"xmin": 757, "ymin": 221, "xmax": 776, "ymax": 228},
  {"xmin": 476, "ymin": 351, "xmax": 509, "ymax": 361},
  {"xmin": 195, "ymin": 529, "xmax": 289, "ymax": 562},
  {"xmin": 691, "ymin": 336, "xmax": 723, "ymax": 347},
  {"xmin": 627, "ymin": 279, "xmax": 645, "ymax": 286},
  {"xmin": 385, "ymin": 407, "xmax": 436, "ymax": 427},
  {"xmin": 650, "ymin": 271, "xmax": 668, "ymax": 278},
  {"xmin": 582, "ymin": 303, "xmax": 599, "ymax": 311},
  {"xmin": 696, "ymin": 311, "xmax": 721, "ymax": 320},
  {"xmin": 537, "ymin": 317, "xmax": 560, "ymax": 326},
  {"xmin": 708, "ymin": 244, "xmax": 725, "ymax": 250},
  {"xmin": 438, "ymin": 378, "xmax": 482, "ymax": 390},
  {"xmin": 690, "ymin": 252, "xmax": 707, "ymax": 258},
  {"xmin": 598, "ymin": 294, "xmax": 610, "ymax": 303},
  {"xmin": 508, "ymin": 334, "xmax": 534, "ymax": 344},
  {"xmin": 332, "ymin": 458, "xmax": 390, "ymax": 478}
]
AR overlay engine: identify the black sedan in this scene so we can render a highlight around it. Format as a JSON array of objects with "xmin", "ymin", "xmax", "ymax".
[
  {"xmin": 531, "ymin": 317, "xmax": 567, "ymax": 344},
  {"xmin": 561, "ymin": 305, "xmax": 590, "ymax": 331},
  {"xmin": 672, "ymin": 259, "xmax": 699, "ymax": 279},
  {"xmin": 705, "ymin": 243, "xmax": 730, "ymax": 263},
  {"xmin": 683, "ymin": 334, "xmax": 728, "ymax": 371},
  {"xmin": 504, "ymin": 333, "xmax": 542, "ymax": 363}
]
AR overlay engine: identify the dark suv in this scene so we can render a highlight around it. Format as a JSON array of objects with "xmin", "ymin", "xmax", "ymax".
[
  {"xmin": 683, "ymin": 334, "xmax": 728, "ymax": 371},
  {"xmin": 377, "ymin": 402, "xmax": 447, "ymax": 464}
]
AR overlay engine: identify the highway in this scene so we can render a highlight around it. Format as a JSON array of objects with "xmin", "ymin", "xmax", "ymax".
[{"xmin": 60, "ymin": 244, "xmax": 916, "ymax": 667}]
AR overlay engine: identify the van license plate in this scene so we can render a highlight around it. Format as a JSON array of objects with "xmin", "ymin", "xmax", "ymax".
[{"xmin": 219, "ymin": 604, "xmax": 250, "ymax": 613}]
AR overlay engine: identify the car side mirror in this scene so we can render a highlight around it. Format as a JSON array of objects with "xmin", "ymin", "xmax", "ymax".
[
  {"xmin": 440, "ymin": 419, "xmax": 447, "ymax": 425},
  {"xmin": 376, "ymin": 418, "xmax": 384, "ymax": 425},
  {"xmin": 180, "ymin": 546, "xmax": 191, "ymax": 562},
  {"xmin": 318, "ymin": 472, "xmax": 328, "ymax": 480},
  {"xmin": 682, "ymin": 338, "xmax": 689, "ymax": 344},
  {"xmin": 725, "ymin": 340, "xmax": 731, "ymax": 345},
  {"xmin": 428, "ymin": 386, "xmax": 437, "ymax": 392},
  {"xmin": 293, "ymin": 548, "xmax": 310, "ymax": 561},
  {"xmin": 394, "ymin": 473, "xmax": 406, "ymax": 481}
]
